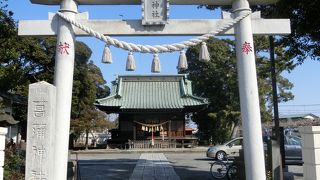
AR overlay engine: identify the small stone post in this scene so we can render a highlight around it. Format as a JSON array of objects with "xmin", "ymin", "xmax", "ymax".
[
  {"xmin": 299, "ymin": 126, "xmax": 320, "ymax": 180},
  {"xmin": 0, "ymin": 127, "xmax": 7, "ymax": 180}
]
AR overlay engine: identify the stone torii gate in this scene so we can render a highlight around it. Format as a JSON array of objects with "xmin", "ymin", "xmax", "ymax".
[{"xmin": 19, "ymin": 0, "xmax": 290, "ymax": 179}]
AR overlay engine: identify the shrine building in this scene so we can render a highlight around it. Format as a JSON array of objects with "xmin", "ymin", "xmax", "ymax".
[{"xmin": 95, "ymin": 74, "xmax": 208, "ymax": 148}]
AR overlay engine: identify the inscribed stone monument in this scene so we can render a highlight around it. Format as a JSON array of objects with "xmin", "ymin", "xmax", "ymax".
[{"xmin": 26, "ymin": 81, "xmax": 56, "ymax": 180}]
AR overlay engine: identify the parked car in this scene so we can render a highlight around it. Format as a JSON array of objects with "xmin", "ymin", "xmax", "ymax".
[
  {"xmin": 207, "ymin": 136, "xmax": 302, "ymax": 162},
  {"xmin": 206, "ymin": 137, "xmax": 243, "ymax": 160},
  {"xmin": 284, "ymin": 135, "xmax": 302, "ymax": 164}
]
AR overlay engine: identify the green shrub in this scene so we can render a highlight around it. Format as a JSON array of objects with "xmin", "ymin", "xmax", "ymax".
[{"xmin": 4, "ymin": 148, "xmax": 25, "ymax": 180}]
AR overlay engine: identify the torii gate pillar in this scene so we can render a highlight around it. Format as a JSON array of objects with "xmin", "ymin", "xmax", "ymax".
[
  {"xmin": 53, "ymin": 0, "xmax": 77, "ymax": 179},
  {"xmin": 233, "ymin": 0, "xmax": 266, "ymax": 179}
]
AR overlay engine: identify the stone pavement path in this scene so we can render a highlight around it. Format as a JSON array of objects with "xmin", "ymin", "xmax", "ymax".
[
  {"xmin": 130, "ymin": 153, "xmax": 180, "ymax": 180},
  {"xmin": 72, "ymin": 151, "xmax": 303, "ymax": 180}
]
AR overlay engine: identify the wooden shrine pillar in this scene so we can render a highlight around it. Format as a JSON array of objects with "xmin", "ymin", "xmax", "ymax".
[
  {"xmin": 168, "ymin": 120, "xmax": 171, "ymax": 140},
  {"xmin": 133, "ymin": 125, "xmax": 136, "ymax": 140}
]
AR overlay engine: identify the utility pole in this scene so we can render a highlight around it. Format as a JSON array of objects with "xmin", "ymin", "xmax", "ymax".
[{"xmin": 269, "ymin": 35, "xmax": 284, "ymax": 180}]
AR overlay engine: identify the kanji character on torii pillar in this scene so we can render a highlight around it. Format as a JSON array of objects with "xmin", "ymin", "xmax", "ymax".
[{"xmin": 19, "ymin": 0, "xmax": 290, "ymax": 179}]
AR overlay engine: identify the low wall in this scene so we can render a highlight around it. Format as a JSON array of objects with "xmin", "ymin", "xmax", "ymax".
[
  {"xmin": 0, "ymin": 128, "xmax": 7, "ymax": 180},
  {"xmin": 299, "ymin": 126, "xmax": 320, "ymax": 180}
]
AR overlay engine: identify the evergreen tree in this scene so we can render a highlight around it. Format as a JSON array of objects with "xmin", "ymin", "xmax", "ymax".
[
  {"xmin": 203, "ymin": 0, "xmax": 320, "ymax": 63},
  {"xmin": 0, "ymin": 0, "xmax": 111, "ymax": 149},
  {"xmin": 182, "ymin": 37, "xmax": 293, "ymax": 144}
]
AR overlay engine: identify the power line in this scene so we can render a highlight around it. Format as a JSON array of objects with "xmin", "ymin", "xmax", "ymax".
[
  {"xmin": 280, "ymin": 110, "xmax": 320, "ymax": 113},
  {"xmin": 277, "ymin": 104, "xmax": 320, "ymax": 116},
  {"xmin": 279, "ymin": 104, "xmax": 320, "ymax": 107}
]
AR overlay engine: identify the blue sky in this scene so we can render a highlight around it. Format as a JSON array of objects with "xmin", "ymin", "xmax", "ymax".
[{"xmin": 7, "ymin": 1, "xmax": 320, "ymax": 116}]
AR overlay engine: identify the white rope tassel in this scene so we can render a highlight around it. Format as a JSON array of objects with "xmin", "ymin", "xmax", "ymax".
[
  {"xmin": 151, "ymin": 54, "xmax": 161, "ymax": 73},
  {"xmin": 126, "ymin": 52, "xmax": 136, "ymax": 71},
  {"xmin": 199, "ymin": 42, "xmax": 210, "ymax": 62},
  {"xmin": 178, "ymin": 50, "xmax": 188, "ymax": 71},
  {"xmin": 102, "ymin": 45, "xmax": 112, "ymax": 64}
]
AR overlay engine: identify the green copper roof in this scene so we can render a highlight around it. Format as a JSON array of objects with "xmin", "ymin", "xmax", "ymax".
[{"xmin": 95, "ymin": 75, "xmax": 208, "ymax": 111}]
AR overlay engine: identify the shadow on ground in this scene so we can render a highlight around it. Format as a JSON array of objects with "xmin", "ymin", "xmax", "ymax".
[
  {"xmin": 76, "ymin": 159, "xmax": 137, "ymax": 180},
  {"xmin": 75, "ymin": 157, "xmax": 217, "ymax": 180}
]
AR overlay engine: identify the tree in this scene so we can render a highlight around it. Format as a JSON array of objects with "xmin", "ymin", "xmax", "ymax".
[
  {"xmin": 0, "ymin": 1, "xmax": 58, "ymax": 96},
  {"xmin": 255, "ymin": 0, "xmax": 320, "ymax": 63},
  {"xmin": 70, "ymin": 42, "xmax": 111, "ymax": 148},
  {"xmin": 71, "ymin": 109, "xmax": 113, "ymax": 149},
  {"xmin": 182, "ymin": 37, "xmax": 293, "ymax": 144},
  {"xmin": 0, "ymin": 0, "xmax": 110, "ymax": 148},
  {"xmin": 203, "ymin": 0, "xmax": 320, "ymax": 63}
]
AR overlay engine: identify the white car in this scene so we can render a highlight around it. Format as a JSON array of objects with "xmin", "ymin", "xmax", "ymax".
[
  {"xmin": 207, "ymin": 136, "xmax": 302, "ymax": 164},
  {"xmin": 206, "ymin": 137, "xmax": 243, "ymax": 160}
]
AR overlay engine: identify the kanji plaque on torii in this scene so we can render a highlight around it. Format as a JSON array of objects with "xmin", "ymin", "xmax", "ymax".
[
  {"xmin": 19, "ymin": 0, "xmax": 290, "ymax": 180},
  {"xmin": 142, "ymin": 0, "xmax": 169, "ymax": 25}
]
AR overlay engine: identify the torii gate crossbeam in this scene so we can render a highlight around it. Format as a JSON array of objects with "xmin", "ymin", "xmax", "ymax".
[{"xmin": 19, "ymin": 15, "xmax": 290, "ymax": 36}]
